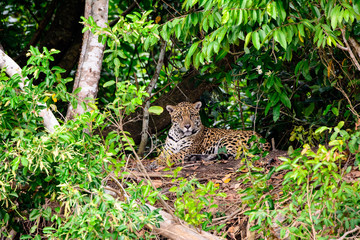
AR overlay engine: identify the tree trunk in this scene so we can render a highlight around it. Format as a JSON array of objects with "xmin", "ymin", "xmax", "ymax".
[{"xmin": 66, "ymin": 0, "xmax": 108, "ymax": 120}]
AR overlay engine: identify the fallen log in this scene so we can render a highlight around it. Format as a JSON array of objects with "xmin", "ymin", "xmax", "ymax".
[
  {"xmin": 104, "ymin": 185, "xmax": 223, "ymax": 240},
  {"xmin": 145, "ymin": 204, "xmax": 224, "ymax": 240}
]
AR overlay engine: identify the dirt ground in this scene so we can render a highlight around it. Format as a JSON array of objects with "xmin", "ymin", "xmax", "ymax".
[
  {"xmin": 121, "ymin": 149, "xmax": 360, "ymax": 239},
  {"xmin": 120, "ymin": 150, "xmax": 287, "ymax": 239}
]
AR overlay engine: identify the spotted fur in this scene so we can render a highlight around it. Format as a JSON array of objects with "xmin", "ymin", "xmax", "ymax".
[{"xmin": 157, "ymin": 101, "xmax": 270, "ymax": 162}]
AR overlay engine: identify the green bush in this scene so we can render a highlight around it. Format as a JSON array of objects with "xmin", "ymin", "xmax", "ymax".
[
  {"xmin": 241, "ymin": 122, "xmax": 360, "ymax": 239},
  {"xmin": 0, "ymin": 47, "xmax": 163, "ymax": 239},
  {"xmin": 167, "ymin": 167, "xmax": 226, "ymax": 232}
]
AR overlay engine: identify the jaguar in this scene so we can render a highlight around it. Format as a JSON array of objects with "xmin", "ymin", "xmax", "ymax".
[{"xmin": 157, "ymin": 101, "xmax": 270, "ymax": 162}]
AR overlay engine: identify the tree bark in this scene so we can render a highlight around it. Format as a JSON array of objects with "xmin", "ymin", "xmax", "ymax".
[
  {"xmin": 0, "ymin": 49, "xmax": 60, "ymax": 132},
  {"xmin": 146, "ymin": 204, "xmax": 223, "ymax": 240},
  {"xmin": 66, "ymin": 0, "xmax": 109, "ymax": 120}
]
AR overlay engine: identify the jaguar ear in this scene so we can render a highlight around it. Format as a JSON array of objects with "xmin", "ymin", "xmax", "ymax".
[
  {"xmin": 166, "ymin": 105, "xmax": 175, "ymax": 113},
  {"xmin": 194, "ymin": 101, "xmax": 202, "ymax": 110}
]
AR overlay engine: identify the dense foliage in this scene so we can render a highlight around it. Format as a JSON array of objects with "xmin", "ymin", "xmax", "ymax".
[
  {"xmin": 239, "ymin": 122, "xmax": 360, "ymax": 239},
  {"xmin": 1, "ymin": 0, "xmax": 360, "ymax": 239},
  {"xmin": 0, "ymin": 48, "xmax": 164, "ymax": 239}
]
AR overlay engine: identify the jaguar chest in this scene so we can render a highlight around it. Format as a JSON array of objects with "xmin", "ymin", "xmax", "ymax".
[{"xmin": 165, "ymin": 136, "xmax": 195, "ymax": 153}]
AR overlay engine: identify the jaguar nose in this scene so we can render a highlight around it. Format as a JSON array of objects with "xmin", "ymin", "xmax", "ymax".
[{"xmin": 184, "ymin": 124, "xmax": 191, "ymax": 129}]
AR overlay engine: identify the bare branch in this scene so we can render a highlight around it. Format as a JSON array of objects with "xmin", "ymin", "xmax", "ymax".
[
  {"xmin": 27, "ymin": 1, "xmax": 58, "ymax": 48},
  {"xmin": 348, "ymin": 36, "xmax": 360, "ymax": 59},
  {"xmin": 339, "ymin": 28, "xmax": 360, "ymax": 71},
  {"xmin": 336, "ymin": 44, "xmax": 348, "ymax": 51},
  {"xmin": 109, "ymin": 0, "xmax": 143, "ymax": 27},
  {"xmin": 138, "ymin": 40, "xmax": 167, "ymax": 156},
  {"xmin": 335, "ymin": 84, "xmax": 360, "ymax": 129},
  {"xmin": 331, "ymin": 226, "xmax": 360, "ymax": 240}
]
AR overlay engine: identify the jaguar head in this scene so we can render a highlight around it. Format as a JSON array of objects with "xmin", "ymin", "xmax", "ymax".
[{"xmin": 166, "ymin": 101, "xmax": 202, "ymax": 137}]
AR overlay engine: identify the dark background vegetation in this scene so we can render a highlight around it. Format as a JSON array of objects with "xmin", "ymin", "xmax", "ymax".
[{"xmin": 2, "ymin": 0, "xmax": 359, "ymax": 150}]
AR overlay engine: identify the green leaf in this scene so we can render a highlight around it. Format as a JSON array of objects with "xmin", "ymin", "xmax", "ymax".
[
  {"xmin": 337, "ymin": 121, "xmax": 344, "ymax": 129},
  {"xmin": 276, "ymin": 1, "xmax": 287, "ymax": 22},
  {"xmin": 274, "ymin": 29, "xmax": 287, "ymax": 49},
  {"xmin": 185, "ymin": 54, "xmax": 192, "ymax": 69},
  {"xmin": 249, "ymin": 225, "xmax": 261, "ymax": 231},
  {"xmin": 29, "ymin": 209, "xmax": 41, "ymax": 221},
  {"xmin": 73, "ymin": 87, "xmax": 82, "ymax": 94},
  {"xmin": 43, "ymin": 227, "xmax": 56, "ymax": 234},
  {"xmin": 160, "ymin": 23, "xmax": 170, "ymax": 41},
  {"xmin": 279, "ymin": 93, "xmax": 291, "ymax": 108},
  {"xmin": 354, "ymin": 2, "xmax": 360, "ymax": 15},
  {"xmin": 144, "ymin": 37, "xmax": 151, "ymax": 50},
  {"xmin": 315, "ymin": 126, "xmax": 330, "ymax": 134},
  {"xmin": 252, "ymin": 31, "xmax": 260, "ymax": 50},
  {"xmin": 194, "ymin": 52, "xmax": 201, "ymax": 68},
  {"xmin": 244, "ymin": 32, "xmax": 252, "ymax": 48},
  {"xmin": 148, "ymin": 106, "xmax": 163, "ymax": 115},
  {"xmin": 242, "ymin": 194, "xmax": 255, "ymax": 200},
  {"xmin": 88, "ymin": 102, "xmax": 98, "ymax": 110},
  {"xmin": 188, "ymin": 41, "xmax": 200, "ymax": 59},
  {"xmin": 12, "ymin": 157, "xmax": 20, "ymax": 172},
  {"xmin": 213, "ymin": 41, "xmax": 220, "ymax": 54},
  {"xmin": 20, "ymin": 235, "xmax": 33, "ymax": 239},
  {"xmin": 348, "ymin": 138, "xmax": 358, "ymax": 153},
  {"xmin": 21, "ymin": 157, "xmax": 28, "ymax": 167},
  {"xmin": 217, "ymin": 27, "xmax": 227, "ymax": 43},
  {"xmin": 265, "ymin": 102, "xmax": 272, "ymax": 116},
  {"xmin": 323, "ymin": 104, "xmax": 332, "ymax": 115},
  {"xmin": 331, "ymin": 6, "xmax": 340, "ymax": 30},
  {"xmin": 103, "ymin": 80, "xmax": 115, "ymax": 88},
  {"xmin": 304, "ymin": 103, "xmax": 315, "ymax": 116},
  {"xmin": 332, "ymin": 107, "xmax": 339, "ymax": 116},
  {"xmin": 202, "ymin": 16, "xmax": 209, "ymax": 32},
  {"xmin": 221, "ymin": 10, "xmax": 230, "ymax": 24},
  {"xmin": 215, "ymin": 49, "xmax": 227, "ymax": 62},
  {"xmin": 273, "ymin": 104, "xmax": 280, "ymax": 122},
  {"xmin": 191, "ymin": 12, "xmax": 199, "ymax": 26}
]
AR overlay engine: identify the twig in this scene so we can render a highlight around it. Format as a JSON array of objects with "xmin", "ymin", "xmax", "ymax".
[
  {"xmin": 331, "ymin": 226, "xmax": 360, "ymax": 240},
  {"xmin": 210, "ymin": 208, "xmax": 246, "ymax": 226},
  {"xmin": 306, "ymin": 180, "xmax": 317, "ymax": 239},
  {"xmin": 138, "ymin": 40, "xmax": 167, "ymax": 156},
  {"xmin": 104, "ymin": 186, "xmax": 123, "ymax": 198},
  {"xmin": 118, "ymin": 115, "xmax": 179, "ymax": 222},
  {"xmin": 339, "ymin": 28, "xmax": 360, "ymax": 71},
  {"xmin": 109, "ymin": 0, "xmax": 142, "ymax": 27},
  {"xmin": 253, "ymin": 90, "xmax": 264, "ymax": 132},
  {"xmin": 235, "ymin": 80, "xmax": 245, "ymax": 130},
  {"xmin": 348, "ymin": 36, "xmax": 360, "ymax": 60},
  {"xmin": 27, "ymin": 1, "xmax": 58, "ymax": 48},
  {"xmin": 335, "ymin": 84, "xmax": 360, "ymax": 129}
]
